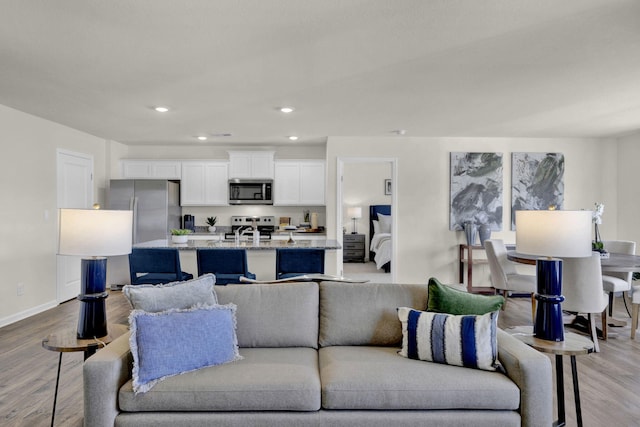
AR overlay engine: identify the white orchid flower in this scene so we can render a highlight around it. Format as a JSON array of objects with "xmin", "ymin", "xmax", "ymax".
[{"xmin": 592, "ymin": 203, "xmax": 604, "ymax": 225}]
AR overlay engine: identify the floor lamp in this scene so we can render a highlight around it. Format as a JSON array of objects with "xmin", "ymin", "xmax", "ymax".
[
  {"xmin": 515, "ymin": 210, "xmax": 592, "ymax": 342},
  {"xmin": 58, "ymin": 208, "xmax": 133, "ymax": 339}
]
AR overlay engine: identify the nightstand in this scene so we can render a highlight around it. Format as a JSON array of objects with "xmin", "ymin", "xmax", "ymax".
[{"xmin": 343, "ymin": 233, "xmax": 365, "ymax": 263}]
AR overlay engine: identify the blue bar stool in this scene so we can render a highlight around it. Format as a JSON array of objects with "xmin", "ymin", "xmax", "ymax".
[
  {"xmin": 275, "ymin": 248, "xmax": 325, "ymax": 280},
  {"xmin": 197, "ymin": 248, "xmax": 256, "ymax": 285},
  {"xmin": 128, "ymin": 248, "xmax": 193, "ymax": 285}
]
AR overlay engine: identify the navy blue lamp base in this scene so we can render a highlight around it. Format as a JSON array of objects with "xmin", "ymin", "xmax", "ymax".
[
  {"xmin": 77, "ymin": 258, "xmax": 109, "ymax": 339},
  {"xmin": 534, "ymin": 258, "xmax": 565, "ymax": 342}
]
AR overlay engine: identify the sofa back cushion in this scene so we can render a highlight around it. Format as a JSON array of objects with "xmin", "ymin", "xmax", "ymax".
[
  {"xmin": 319, "ymin": 281, "xmax": 429, "ymax": 347},
  {"xmin": 215, "ymin": 282, "xmax": 319, "ymax": 348}
]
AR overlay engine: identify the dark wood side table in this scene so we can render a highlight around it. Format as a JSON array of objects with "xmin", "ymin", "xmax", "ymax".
[
  {"xmin": 343, "ymin": 233, "xmax": 365, "ymax": 263},
  {"xmin": 42, "ymin": 324, "xmax": 128, "ymax": 427},
  {"xmin": 506, "ymin": 326, "xmax": 594, "ymax": 427}
]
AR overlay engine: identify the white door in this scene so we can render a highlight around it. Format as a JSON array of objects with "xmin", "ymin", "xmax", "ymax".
[{"xmin": 56, "ymin": 149, "xmax": 93, "ymax": 302}]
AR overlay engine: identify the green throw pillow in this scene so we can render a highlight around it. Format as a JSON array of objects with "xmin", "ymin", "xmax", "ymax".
[{"xmin": 426, "ymin": 277, "xmax": 504, "ymax": 315}]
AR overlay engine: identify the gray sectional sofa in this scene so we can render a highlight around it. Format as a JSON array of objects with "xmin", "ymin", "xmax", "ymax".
[{"xmin": 84, "ymin": 281, "xmax": 552, "ymax": 427}]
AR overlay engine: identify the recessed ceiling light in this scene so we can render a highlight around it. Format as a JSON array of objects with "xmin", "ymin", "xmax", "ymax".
[
  {"xmin": 280, "ymin": 107, "xmax": 294, "ymax": 113},
  {"xmin": 288, "ymin": 136, "xmax": 299, "ymax": 141},
  {"xmin": 154, "ymin": 106, "xmax": 169, "ymax": 113},
  {"xmin": 196, "ymin": 136, "xmax": 207, "ymax": 141},
  {"xmin": 392, "ymin": 129, "xmax": 407, "ymax": 135}
]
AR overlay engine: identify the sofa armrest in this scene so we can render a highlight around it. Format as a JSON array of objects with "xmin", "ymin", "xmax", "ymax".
[
  {"xmin": 497, "ymin": 329, "xmax": 552, "ymax": 427},
  {"xmin": 83, "ymin": 332, "xmax": 132, "ymax": 427}
]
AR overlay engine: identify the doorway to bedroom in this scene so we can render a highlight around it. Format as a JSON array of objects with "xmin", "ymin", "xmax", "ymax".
[{"xmin": 337, "ymin": 158, "xmax": 397, "ymax": 283}]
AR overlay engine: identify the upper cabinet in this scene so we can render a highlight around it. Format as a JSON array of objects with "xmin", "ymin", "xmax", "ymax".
[
  {"xmin": 228, "ymin": 151, "xmax": 274, "ymax": 179},
  {"xmin": 274, "ymin": 160, "xmax": 325, "ymax": 206},
  {"xmin": 180, "ymin": 161, "xmax": 229, "ymax": 206},
  {"xmin": 120, "ymin": 160, "xmax": 182, "ymax": 179}
]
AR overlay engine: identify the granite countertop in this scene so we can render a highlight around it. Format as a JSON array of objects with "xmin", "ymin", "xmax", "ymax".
[
  {"xmin": 272, "ymin": 229, "xmax": 326, "ymax": 235},
  {"xmin": 189, "ymin": 229, "xmax": 327, "ymax": 237},
  {"xmin": 135, "ymin": 239, "xmax": 341, "ymax": 250}
]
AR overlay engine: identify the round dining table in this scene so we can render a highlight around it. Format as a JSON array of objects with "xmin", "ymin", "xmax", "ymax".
[
  {"xmin": 507, "ymin": 250, "xmax": 639, "ymax": 331},
  {"xmin": 506, "ymin": 251, "xmax": 640, "ymax": 274}
]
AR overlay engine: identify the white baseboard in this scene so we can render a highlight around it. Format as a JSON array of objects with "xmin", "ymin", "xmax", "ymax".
[{"xmin": 0, "ymin": 300, "xmax": 58, "ymax": 328}]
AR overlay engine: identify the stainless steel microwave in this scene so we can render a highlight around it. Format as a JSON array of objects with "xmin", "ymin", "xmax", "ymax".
[{"xmin": 229, "ymin": 179, "xmax": 273, "ymax": 205}]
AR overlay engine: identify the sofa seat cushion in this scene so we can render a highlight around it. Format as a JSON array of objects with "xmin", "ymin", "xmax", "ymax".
[
  {"xmin": 319, "ymin": 346, "xmax": 520, "ymax": 411},
  {"xmin": 119, "ymin": 348, "xmax": 320, "ymax": 412}
]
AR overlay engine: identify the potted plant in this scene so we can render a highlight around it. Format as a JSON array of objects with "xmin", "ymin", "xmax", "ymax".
[
  {"xmin": 592, "ymin": 203, "xmax": 608, "ymax": 257},
  {"xmin": 170, "ymin": 228, "xmax": 192, "ymax": 244},
  {"xmin": 206, "ymin": 216, "xmax": 217, "ymax": 233}
]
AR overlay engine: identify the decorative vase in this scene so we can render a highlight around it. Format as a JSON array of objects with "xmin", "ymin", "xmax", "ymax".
[
  {"xmin": 208, "ymin": 226, "xmax": 216, "ymax": 233},
  {"xmin": 463, "ymin": 222, "xmax": 477, "ymax": 246},
  {"xmin": 478, "ymin": 224, "xmax": 492, "ymax": 246},
  {"xmin": 171, "ymin": 235, "xmax": 188, "ymax": 244}
]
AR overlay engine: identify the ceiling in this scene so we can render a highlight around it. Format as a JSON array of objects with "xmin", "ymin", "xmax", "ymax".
[{"xmin": 1, "ymin": 0, "xmax": 640, "ymax": 146}]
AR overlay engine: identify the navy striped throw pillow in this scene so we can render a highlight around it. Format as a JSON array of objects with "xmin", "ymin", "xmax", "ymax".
[{"xmin": 397, "ymin": 307, "xmax": 500, "ymax": 371}]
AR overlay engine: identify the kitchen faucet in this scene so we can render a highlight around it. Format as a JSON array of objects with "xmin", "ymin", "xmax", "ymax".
[{"xmin": 234, "ymin": 225, "xmax": 253, "ymax": 244}]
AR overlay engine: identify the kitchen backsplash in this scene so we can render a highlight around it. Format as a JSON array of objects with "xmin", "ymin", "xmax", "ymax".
[{"xmin": 182, "ymin": 205, "xmax": 326, "ymax": 228}]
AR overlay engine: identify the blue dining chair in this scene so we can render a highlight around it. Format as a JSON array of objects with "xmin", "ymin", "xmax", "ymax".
[
  {"xmin": 128, "ymin": 248, "xmax": 193, "ymax": 285},
  {"xmin": 275, "ymin": 248, "xmax": 325, "ymax": 280},
  {"xmin": 197, "ymin": 249, "xmax": 256, "ymax": 285}
]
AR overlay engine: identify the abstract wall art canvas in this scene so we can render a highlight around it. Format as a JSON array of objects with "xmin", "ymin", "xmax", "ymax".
[
  {"xmin": 511, "ymin": 152, "xmax": 564, "ymax": 229},
  {"xmin": 449, "ymin": 152, "xmax": 503, "ymax": 231}
]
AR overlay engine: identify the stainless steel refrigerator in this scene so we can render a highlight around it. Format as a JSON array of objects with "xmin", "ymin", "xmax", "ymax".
[{"xmin": 108, "ymin": 180, "xmax": 181, "ymax": 244}]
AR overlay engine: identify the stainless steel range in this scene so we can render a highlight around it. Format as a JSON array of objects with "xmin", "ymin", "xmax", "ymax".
[{"xmin": 230, "ymin": 216, "xmax": 276, "ymax": 238}]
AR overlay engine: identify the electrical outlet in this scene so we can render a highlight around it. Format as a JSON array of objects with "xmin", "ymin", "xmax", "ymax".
[{"xmin": 17, "ymin": 283, "xmax": 24, "ymax": 296}]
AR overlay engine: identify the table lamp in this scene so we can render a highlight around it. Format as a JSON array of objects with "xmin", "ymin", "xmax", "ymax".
[
  {"xmin": 58, "ymin": 208, "xmax": 133, "ymax": 339},
  {"xmin": 515, "ymin": 209, "xmax": 592, "ymax": 341},
  {"xmin": 347, "ymin": 207, "xmax": 362, "ymax": 234}
]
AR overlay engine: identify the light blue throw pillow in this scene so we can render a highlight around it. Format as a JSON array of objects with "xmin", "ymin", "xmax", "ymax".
[
  {"xmin": 129, "ymin": 303, "xmax": 242, "ymax": 393},
  {"xmin": 397, "ymin": 307, "xmax": 501, "ymax": 372}
]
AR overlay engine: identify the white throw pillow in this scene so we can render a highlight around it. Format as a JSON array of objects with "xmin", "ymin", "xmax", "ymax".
[
  {"xmin": 372, "ymin": 220, "xmax": 380, "ymax": 235},
  {"xmin": 377, "ymin": 213, "xmax": 391, "ymax": 234}
]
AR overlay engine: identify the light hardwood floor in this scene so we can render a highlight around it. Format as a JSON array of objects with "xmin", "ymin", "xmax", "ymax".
[{"xmin": 1, "ymin": 290, "xmax": 639, "ymax": 426}]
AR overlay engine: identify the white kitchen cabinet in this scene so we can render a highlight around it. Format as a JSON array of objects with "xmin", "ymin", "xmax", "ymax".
[
  {"xmin": 121, "ymin": 160, "xmax": 182, "ymax": 179},
  {"xmin": 274, "ymin": 160, "xmax": 325, "ymax": 206},
  {"xmin": 274, "ymin": 162, "xmax": 300, "ymax": 205},
  {"xmin": 299, "ymin": 161, "xmax": 325, "ymax": 205},
  {"xmin": 181, "ymin": 161, "xmax": 229, "ymax": 206},
  {"xmin": 228, "ymin": 151, "xmax": 274, "ymax": 179}
]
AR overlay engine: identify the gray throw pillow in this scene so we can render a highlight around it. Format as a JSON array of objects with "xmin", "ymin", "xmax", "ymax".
[{"xmin": 123, "ymin": 274, "xmax": 217, "ymax": 312}]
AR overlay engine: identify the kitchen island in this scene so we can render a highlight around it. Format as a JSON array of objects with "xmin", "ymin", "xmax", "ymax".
[{"xmin": 119, "ymin": 238, "xmax": 341, "ymax": 283}]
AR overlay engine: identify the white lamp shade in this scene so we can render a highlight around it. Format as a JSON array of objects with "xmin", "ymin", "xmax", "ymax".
[
  {"xmin": 347, "ymin": 207, "xmax": 362, "ymax": 219},
  {"xmin": 515, "ymin": 210, "xmax": 592, "ymax": 258},
  {"xmin": 58, "ymin": 209, "xmax": 133, "ymax": 257}
]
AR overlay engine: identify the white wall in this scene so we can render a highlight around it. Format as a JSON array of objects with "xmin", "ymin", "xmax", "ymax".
[
  {"xmin": 0, "ymin": 105, "xmax": 109, "ymax": 326},
  {"xmin": 123, "ymin": 144, "xmax": 326, "ymax": 161},
  {"xmin": 326, "ymin": 136, "xmax": 619, "ymax": 284},
  {"xmin": 617, "ymin": 131, "xmax": 640, "ymax": 251}
]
